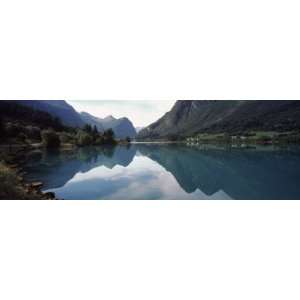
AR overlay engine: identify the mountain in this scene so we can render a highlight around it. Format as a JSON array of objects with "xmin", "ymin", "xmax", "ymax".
[
  {"xmin": 100, "ymin": 116, "xmax": 137, "ymax": 139},
  {"xmin": 80, "ymin": 112, "xmax": 104, "ymax": 131},
  {"xmin": 137, "ymin": 100, "xmax": 300, "ymax": 139},
  {"xmin": 5, "ymin": 100, "xmax": 136, "ymax": 138},
  {"xmin": 135, "ymin": 126, "xmax": 144, "ymax": 133},
  {"xmin": 16, "ymin": 100, "xmax": 84, "ymax": 128},
  {"xmin": 80, "ymin": 113, "xmax": 137, "ymax": 139}
]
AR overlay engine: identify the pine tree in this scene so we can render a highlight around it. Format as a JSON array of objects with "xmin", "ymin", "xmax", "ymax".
[
  {"xmin": 83, "ymin": 124, "xmax": 92, "ymax": 133},
  {"xmin": 92, "ymin": 125, "xmax": 98, "ymax": 136}
]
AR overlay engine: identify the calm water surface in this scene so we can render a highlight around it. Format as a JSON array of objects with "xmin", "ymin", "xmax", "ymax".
[{"xmin": 23, "ymin": 144, "xmax": 300, "ymax": 200}]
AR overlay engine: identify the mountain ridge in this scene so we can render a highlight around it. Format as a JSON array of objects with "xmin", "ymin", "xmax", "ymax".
[
  {"xmin": 137, "ymin": 100, "xmax": 300, "ymax": 139},
  {"xmin": 80, "ymin": 111, "xmax": 137, "ymax": 139},
  {"xmin": 13, "ymin": 100, "xmax": 137, "ymax": 139},
  {"xmin": 16, "ymin": 100, "xmax": 85, "ymax": 128}
]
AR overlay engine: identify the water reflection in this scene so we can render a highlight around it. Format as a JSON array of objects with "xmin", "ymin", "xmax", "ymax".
[
  {"xmin": 24, "ymin": 144, "xmax": 300, "ymax": 200},
  {"xmin": 25, "ymin": 146, "xmax": 136, "ymax": 189}
]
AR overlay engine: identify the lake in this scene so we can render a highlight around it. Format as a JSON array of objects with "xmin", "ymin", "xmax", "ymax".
[{"xmin": 23, "ymin": 144, "xmax": 300, "ymax": 200}]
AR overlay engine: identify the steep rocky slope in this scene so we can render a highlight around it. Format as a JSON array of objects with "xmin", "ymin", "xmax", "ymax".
[{"xmin": 138, "ymin": 100, "xmax": 300, "ymax": 139}]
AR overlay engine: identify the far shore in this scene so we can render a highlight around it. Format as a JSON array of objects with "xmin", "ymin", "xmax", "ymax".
[{"xmin": 132, "ymin": 141, "xmax": 185, "ymax": 144}]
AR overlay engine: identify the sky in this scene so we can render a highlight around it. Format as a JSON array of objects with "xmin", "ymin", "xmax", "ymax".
[{"xmin": 68, "ymin": 100, "xmax": 176, "ymax": 128}]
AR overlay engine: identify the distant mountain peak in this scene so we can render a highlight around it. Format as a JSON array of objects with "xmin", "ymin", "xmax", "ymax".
[
  {"xmin": 80, "ymin": 112, "xmax": 137, "ymax": 139},
  {"xmin": 104, "ymin": 115, "xmax": 116, "ymax": 121}
]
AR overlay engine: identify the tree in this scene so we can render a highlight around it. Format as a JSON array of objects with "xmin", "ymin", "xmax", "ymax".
[
  {"xmin": 101, "ymin": 129, "xmax": 116, "ymax": 145},
  {"xmin": 41, "ymin": 130, "xmax": 61, "ymax": 148},
  {"xmin": 92, "ymin": 125, "xmax": 98, "ymax": 136},
  {"xmin": 53, "ymin": 117, "xmax": 64, "ymax": 131},
  {"xmin": 5, "ymin": 123, "xmax": 22, "ymax": 138},
  {"xmin": 83, "ymin": 124, "xmax": 92, "ymax": 134},
  {"xmin": 0, "ymin": 116, "xmax": 4, "ymax": 137},
  {"xmin": 125, "ymin": 136, "xmax": 131, "ymax": 143},
  {"xmin": 103, "ymin": 128, "xmax": 116, "ymax": 144},
  {"xmin": 92, "ymin": 125, "xmax": 99, "ymax": 141},
  {"xmin": 0, "ymin": 101, "xmax": 67, "ymax": 132},
  {"xmin": 104, "ymin": 128, "xmax": 114, "ymax": 139}
]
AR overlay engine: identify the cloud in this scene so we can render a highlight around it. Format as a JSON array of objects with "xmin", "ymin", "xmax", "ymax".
[
  {"xmin": 45, "ymin": 155, "xmax": 231, "ymax": 200},
  {"xmin": 68, "ymin": 100, "xmax": 176, "ymax": 127}
]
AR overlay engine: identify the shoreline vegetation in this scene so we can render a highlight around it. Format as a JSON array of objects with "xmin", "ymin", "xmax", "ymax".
[
  {"xmin": 1, "ymin": 134, "xmax": 297, "ymax": 200},
  {"xmin": 1, "ymin": 100, "xmax": 300, "ymax": 200},
  {"xmin": 0, "ymin": 101, "xmax": 132, "ymax": 200},
  {"xmin": 186, "ymin": 131, "xmax": 300, "ymax": 144}
]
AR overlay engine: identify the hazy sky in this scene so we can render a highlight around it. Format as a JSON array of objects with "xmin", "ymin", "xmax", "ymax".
[{"xmin": 68, "ymin": 100, "xmax": 176, "ymax": 127}]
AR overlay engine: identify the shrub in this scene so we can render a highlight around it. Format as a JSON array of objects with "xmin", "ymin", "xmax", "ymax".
[
  {"xmin": 5, "ymin": 123, "xmax": 21, "ymax": 138},
  {"xmin": 0, "ymin": 162, "xmax": 26, "ymax": 199},
  {"xmin": 17, "ymin": 133, "xmax": 27, "ymax": 143},
  {"xmin": 95, "ymin": 136, "xmax": 104, "ymax": 145},
  {"xmin": 258, "ymin": 135, "xmax": 272, "ymax": 141},
  {"xmin": 59, "ymin": 132, "xmax": 74, "ymax": 144},
  {"xmin": 76, "ymin": 131, "xmax": 93, "ymax": 146},
  {"xmin": 41, "ymin": 130, "xmax": 61, "ymax": 148},
  {"xmin": 0, "ymin": 117, "xmax": 4, "ymax": 136},
  {"xmin": 25, "ymin": 126, "xmax": 41, "ymax": 141},
  {"xmin": 167, "ymin": 134, "xmax": 180, "ymax": 141}
]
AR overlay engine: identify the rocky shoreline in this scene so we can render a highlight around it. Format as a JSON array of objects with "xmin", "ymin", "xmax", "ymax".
[
  {"xmin": 2, "ymin": 162, "xmax": 56, "ymax": 200},
  {"xmin": 0, "ymin": 145, "xmax": 57, "ymax": 200}
]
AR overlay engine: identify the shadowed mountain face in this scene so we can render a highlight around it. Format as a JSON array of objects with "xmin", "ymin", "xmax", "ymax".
[
  {"xmin": 80, "ymin": 112, "xmax": 137, "ymax": 139},
  {"xmin": 138, "ymin": 100, "xmax": 300, "ymax": 139},
  {"xmin": 23, "ymin": 144, "xmax": 300, "ymax": 200},
  {"xmin": 16, "ymin": 100, "xmax": 85, "ymax": 128}
]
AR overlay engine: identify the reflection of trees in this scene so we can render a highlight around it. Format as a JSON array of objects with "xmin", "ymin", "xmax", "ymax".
[
  {"xmin": 24, "ymin": 145, "xmax": 135, "ymax": 190},
  {"xmin": 100, "ymin": 145, "xmax": 116, "ymax": 158},
  {"xmin": 24, "ymin": 143, "xmax": 300, "ymax": 200},
  {"xmin": 137, "ymin": 144, "xmax": 300, "ymax": 200}
]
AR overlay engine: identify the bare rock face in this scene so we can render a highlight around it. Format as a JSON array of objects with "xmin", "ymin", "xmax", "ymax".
[{"xmin": 137, "ymin": 100, "xmax": 300, "ymax": 140}]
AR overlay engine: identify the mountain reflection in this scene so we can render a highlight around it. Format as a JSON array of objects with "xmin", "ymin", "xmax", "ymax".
[
  {"xmin": 24, "ymin": 144, "xmax": 300, "ymax": 199},
  {"xmin": 24, "ymin": 145, "xmax": 136, "ymax": 189},
  {"xmin": 137, "ymin": 144, "xmax": 300, "ymax": 199}
]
